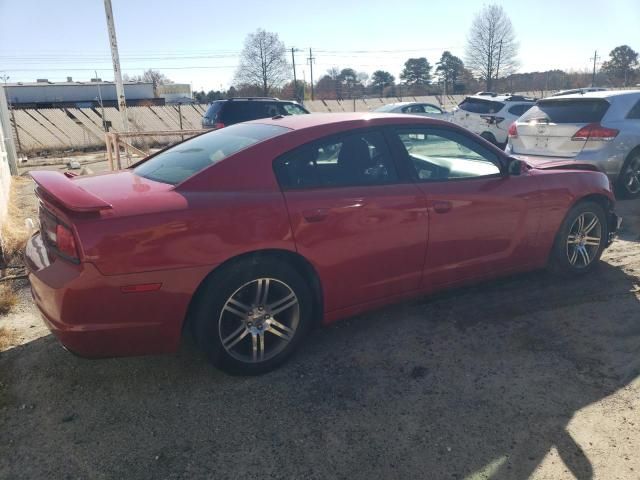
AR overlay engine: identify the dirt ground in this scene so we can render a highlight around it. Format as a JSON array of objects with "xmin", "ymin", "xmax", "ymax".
[{"xmin": 1, "ymin": 176, "xmax": 639, "ymax": 480}]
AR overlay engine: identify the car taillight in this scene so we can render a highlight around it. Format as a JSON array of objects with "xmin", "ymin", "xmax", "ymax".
[
  {"xmin": 508, "ymin": 123, "xmax": 518, "ymax": 138},
  {"xmin": 572, "ymin": 123, "xmax": 619, "ymax": 141},
  {"xmin": 214, "ymin": 122, "xmax": 225, "ymax": 129},
  {"xmin": 55, "ymin": 223, "xmax": 79, "ymax": 261}
]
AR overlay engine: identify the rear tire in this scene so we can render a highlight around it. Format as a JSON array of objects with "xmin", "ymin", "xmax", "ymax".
[
  {"xmin": 615, "ymin": 150, "xmax": 640, "ymax": 199},
  {"xmin": 480, "ymin": 131, "xmax": 497, "ymax": 145},
  {"xmin": 192, "ymin": 257, "xmax": 313, "ymax": 375},
  {"xmin": 549, "ymin": 201, "xmax": 607, "ymax": 276}
]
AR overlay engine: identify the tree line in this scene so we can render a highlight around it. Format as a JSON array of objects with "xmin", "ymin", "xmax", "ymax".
[{"xmin": 184, "ymin": 4, "xmax": 640, "ymax": 102}]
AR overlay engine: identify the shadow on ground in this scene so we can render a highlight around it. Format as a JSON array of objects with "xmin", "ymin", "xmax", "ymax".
[{"xmin": 1, "ymin": 256, "xmax": 639, "ymax": 479}]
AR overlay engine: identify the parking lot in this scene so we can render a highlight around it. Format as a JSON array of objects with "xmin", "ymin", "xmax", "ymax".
[{"xmin": 1, "ymin": 179, "xmax": 639, "ymax": 479}]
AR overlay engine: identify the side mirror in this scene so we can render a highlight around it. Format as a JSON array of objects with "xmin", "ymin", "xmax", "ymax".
[{"xmin": 507, "ymin": 158, "xmax": 527, "ymax": 176}]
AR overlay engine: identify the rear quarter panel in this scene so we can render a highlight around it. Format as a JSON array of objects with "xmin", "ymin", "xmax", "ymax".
[
  {"xmin": 77, "ymin": 190, "xmax": 294, "ymax": 276},
  {"xmin": 532, "ymin": 168, "xmax": 613, "ymax": 260}
]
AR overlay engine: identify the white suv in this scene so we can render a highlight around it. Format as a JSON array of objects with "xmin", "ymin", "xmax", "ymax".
[{"xmin": 450, "ymin": 95, "xmax": 536, "ymax": 147}]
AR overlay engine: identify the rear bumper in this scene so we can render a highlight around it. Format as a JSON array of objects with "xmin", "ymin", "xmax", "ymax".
[
  {"xmin": 25, "ymin": 233, "xmax": 211, "ymax": 358},
  {"xmin": 506, "ymin": 148, "xmax": 625, "ymax": 179}
]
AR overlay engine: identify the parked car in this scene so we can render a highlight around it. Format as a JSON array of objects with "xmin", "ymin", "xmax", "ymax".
[
  {"xmin": 551, "ymin": 87, "xmax": 608, "ymax": 97},
  {"xmin": 506, "ymin": 90, "xmax": 640, "ymax": 198},
  {"xmin": 373, "ymin": 101, "xmax": 448, "ymax": 119},
  {"xmin": 201, "ymin": 97, "xmax": 309, "ymax": 129},
  {"xmin": 450, "ymin": 95, "xmax": 537, "ymax": 146},
  {"xmin": 26, "ymin": 113, "xmax": 619, "ymax": 375}
]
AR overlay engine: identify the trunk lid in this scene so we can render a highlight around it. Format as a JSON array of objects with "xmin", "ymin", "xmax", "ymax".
[
  {"xmin": 31, "ymin": 169, "xmax": 180, "ymax": 218},
  {"xmin": 510, "ymin": 98, "xmax": 610, "ymax": 158}
]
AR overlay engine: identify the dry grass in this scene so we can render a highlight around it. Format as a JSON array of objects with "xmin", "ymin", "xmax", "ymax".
[
  {"xmin": 0, "ymin": 326, "xmax": 18, "ymax": 351},
  {"xmin": 1, "ymin": 177, "xmax": 33, "ymax": 262},
  {"xmin": 0, "ymin": 283, "xmax": 18, "ymax": 316}
]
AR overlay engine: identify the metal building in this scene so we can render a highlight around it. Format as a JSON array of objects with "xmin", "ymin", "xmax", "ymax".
[{"xmin": 4, "ymin": 78, "xmax": 163, "ymax": 108}]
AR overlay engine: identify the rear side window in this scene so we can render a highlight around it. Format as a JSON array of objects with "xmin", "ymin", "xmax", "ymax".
[
  {"xmin": 508, "ymin": 104, "xmax": 534, "ymax": 116},
  {"xmin": 274, "ymin": 130, "xmax": 398, "ymax": 189},
  {"xmin": 458, "ymin": 98, "xmax": 505, "ymax": 114},
  {"xmin": 134, "ymin": 123, "xmax": 288, "ymax": 185},
  {"xmin": 627, "ymin": 100, "xmax": 640, "ymax": 119},
  {"xmin": 204, "ymin": 102, "xmax": 222, "ymax": 119},
  {"xmin": 521, "ymin": 99, "xmax": 610, "ymax": 124}
]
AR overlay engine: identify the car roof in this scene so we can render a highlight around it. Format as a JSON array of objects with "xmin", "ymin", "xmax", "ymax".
[
  {"xmin": 466, "ymin": 94, "xmax": 535, "ymax": 103},
  {"xmin": 542, "ymin": 89, "xmax": 640, "ymax": 101},
  {"xmin": 246, "ymin": 112, "xmax": 444, "ymax": 131}
]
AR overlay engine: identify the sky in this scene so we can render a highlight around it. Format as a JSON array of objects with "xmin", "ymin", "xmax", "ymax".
[{"xmin": 0, "ymin": 0, "xmax": 639, "ymax": 91}]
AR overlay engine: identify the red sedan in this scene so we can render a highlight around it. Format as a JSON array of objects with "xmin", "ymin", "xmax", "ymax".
[{"xmin": 26, "ymin": 113, "xmax": 619, "ymax": 374}]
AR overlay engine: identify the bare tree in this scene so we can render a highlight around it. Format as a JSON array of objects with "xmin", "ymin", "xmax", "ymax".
[
  {"xmin": 123, "ymin": 69, "xmax": 172, "ymax": 85},
  {"xmin": 465, "ymin": 5, "xmax": 518, "ymax": 91},
  {"xmin": 234, "ymin": 29, "xmax": 290, "ymax": 96}
]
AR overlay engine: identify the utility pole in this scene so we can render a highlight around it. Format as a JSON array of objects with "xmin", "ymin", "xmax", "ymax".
[
  {"xmin": 291, "ymin": 48, "xmax": 299, "ymax": 103},
  {"xmin": 590, "ymin": 50, "xmax": 600, "ymax": 87},
  {"xmin": 307, "ymin": 48, "xmax": 316, "ymax": 101},
  {"xmin": 103, "ymin": 0, "xmax": 129, "ymax": 135}
]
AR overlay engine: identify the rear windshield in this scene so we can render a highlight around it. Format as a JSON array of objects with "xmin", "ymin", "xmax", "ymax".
[
  {"xmin": 204, "ymin": 102, "xmax": 222, "ymax": 119},
  {"xmin": 520, "ymin": 99, "xmax": 610, "ymax": 124},
  {"xmin": 458, "ymin": 98, "xmax": 505, "ymax": 114},
  {"xmin": 374, "ymin": 104, "xmax": 397, "ymax": 112},
  {"xmin": 134, "ymin": 123, "xmax": 288, "ymax": 184}
]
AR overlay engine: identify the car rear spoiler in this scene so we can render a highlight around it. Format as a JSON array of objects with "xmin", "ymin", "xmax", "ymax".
[{"xmin": 30, "ymin": 170, "xmax": 112, "ymax": 212}]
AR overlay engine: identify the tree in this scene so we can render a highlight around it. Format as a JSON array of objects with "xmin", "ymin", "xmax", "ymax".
[
  {"xmin": 601, "ymin": 45, "xmax": 639, "ymax": 87},
  {"xmin": 334, "ymin": 68, "xmax": 362, "ymax": 99},
  {"xmin": 435, "ymin": 52, "xmax": 464, "ymax": 95},
  {"xmin": 123, "ymin": 70, "xmax": 173, "ymax": 85},
  {"xmin": 316, "ymin": 74, "xmax": 337, "ymax": 99},
  {"xmin": 370, "ymin": 70, "xmax": 395, "ymax": 95},
  {"xmin": 234, "ymin": 29, "xmax": 290, "ymax": 96},
  {"xmin": 400, "ymin": 58, "xmax": 431, "ymax": 85},
  {"xmin": 465, "ymin": 4, "xmax": 519, "ymax": 91}
]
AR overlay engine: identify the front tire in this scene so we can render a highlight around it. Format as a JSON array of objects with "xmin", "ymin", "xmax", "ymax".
[
  {"xmin": 549, "ymin": 201, "xmax": 607, "ymax": 276},
  {"xmin": 192, "ymin": 258, "xmax": 313, "ymax": 375}
]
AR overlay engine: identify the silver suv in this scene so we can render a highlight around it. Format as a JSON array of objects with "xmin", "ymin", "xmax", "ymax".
[{"xmin": 506, "ymin": 90, "xmax": 640, "ymax": 198}]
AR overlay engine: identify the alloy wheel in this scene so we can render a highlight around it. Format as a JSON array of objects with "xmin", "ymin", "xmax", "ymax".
[
  {"xmin": 218, "ymin": 278, "xmax": 300, "ymax": 363},
  {"xmin": 623, "ymin": 155, "xmax": 640, "ymax": 195},
  {"xmin": 566, "ymin": 212, "xmax": 602, "ymax": 268}
]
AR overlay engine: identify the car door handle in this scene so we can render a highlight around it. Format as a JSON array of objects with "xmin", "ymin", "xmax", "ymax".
[
  {"xmin": 432, "ymin": 201, "xmax": 452, "ymax": 214},
  {"xmin": 302, "ymin": 208, "xmax": 330, "ymax": 222}
]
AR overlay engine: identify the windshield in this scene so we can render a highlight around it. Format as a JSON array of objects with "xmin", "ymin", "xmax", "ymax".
[
  {"xmin": 520, "ymin": 99, "xmax": 610, "ymax": 124},
  {"xmin": 134, "ymin": 123, "xmax": 288, "ymax": 184}
]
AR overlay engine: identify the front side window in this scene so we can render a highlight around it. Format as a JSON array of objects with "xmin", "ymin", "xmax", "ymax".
[
  {"xmin": 423, "ymin": 104, "xmax": 443, "ymax": 114},
  {"xmin": 402, "ymin": 105, "xmax": 425, "ymax": 114},
  {"xmin": 135, "ymin": 123, "xmax": 288, "ymax": 184},
  {"xmin": 394, "ymin": 128, "xmax": 501, "ymax": 181},
  {"xmin": 274, "ymin": 130, "xmax": 398, "ymax": 189},
  {"xmin": 281, "ymin": 103, "xmax": 308, "ymax": 115}
]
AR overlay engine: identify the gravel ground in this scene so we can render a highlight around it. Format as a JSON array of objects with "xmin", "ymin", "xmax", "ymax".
[{"xmin": 1, "ymin": 179, "xmax": 639, "ymax": 480}]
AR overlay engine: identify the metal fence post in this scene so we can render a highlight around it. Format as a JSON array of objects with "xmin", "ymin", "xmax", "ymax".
[{"xmin": 0, "ymin": 86, "xmax": 18, "ymax": 175}]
